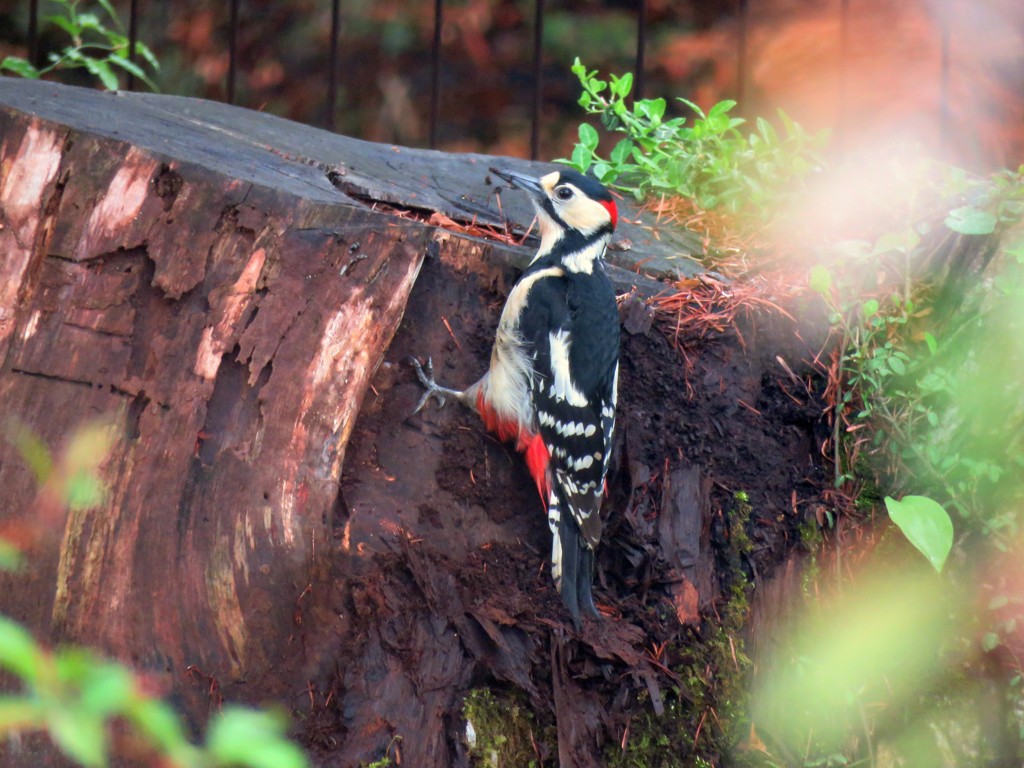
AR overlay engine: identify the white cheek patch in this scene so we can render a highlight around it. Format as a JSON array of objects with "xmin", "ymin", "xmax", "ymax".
[{"xmin": 561, "ymin": 197, "xmax": 612, "ymax": 236}]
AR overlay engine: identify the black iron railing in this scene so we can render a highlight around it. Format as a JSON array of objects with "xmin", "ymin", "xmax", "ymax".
[{"xmin": 18, "ymin": 0, "xmax": 954, "ymax": 159}]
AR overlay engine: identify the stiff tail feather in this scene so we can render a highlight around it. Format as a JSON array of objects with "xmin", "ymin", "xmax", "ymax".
[{"xmin": 548, "ymin": 493, "xmax": 598, "ymax": 627}]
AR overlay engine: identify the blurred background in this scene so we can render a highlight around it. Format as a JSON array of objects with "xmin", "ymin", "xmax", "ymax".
[{"xmin": 1, "ymin": 0, "xmax": 1022, "ymax": 170}]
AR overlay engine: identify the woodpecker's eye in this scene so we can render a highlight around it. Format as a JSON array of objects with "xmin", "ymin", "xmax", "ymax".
[{"xmin": 555, "ymin": 186, "xmax": 574, "ymax": 201}]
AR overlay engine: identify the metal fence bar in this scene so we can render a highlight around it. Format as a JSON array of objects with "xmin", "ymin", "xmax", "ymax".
[
  {"xmin": 634, "ymin": 0, "xmax": 647, "ymax": 101},
  {"xmin": 326, "ymin": 0, "xmax": 341, "ymax": 130},
  {"xmin": 735, "ymin": 0, "xmax": 748, "ymax": 107},
  {"xmin": 938, "ymin": 0, "xmax": 951, "ymax": 152},
  {"xmin": 429, "ymin": 0, "xmax": 443, "ymax": 148},
  {"xmin": 126, "ymin": 0, "xmax": 140, "ymax": 91},
  {"xmin": 227, "ymin": 0, "xmax": 240, "ymax": 104},
  {"xmin": 530, "ymin": 0, "xmax": 544, "ymax": 160},
  {"xmin": 837, "ymin": 0, "xmax": 849, "ymax": 151},
  {"xmin": 27, "ymin": 0, "xmax": 39, "ymax": 68}
]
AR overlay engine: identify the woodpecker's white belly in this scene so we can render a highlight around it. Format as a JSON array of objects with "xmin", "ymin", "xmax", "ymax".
[{"xmin": 477, "ymin": 266, "xmax": 565, "ymax": 432}]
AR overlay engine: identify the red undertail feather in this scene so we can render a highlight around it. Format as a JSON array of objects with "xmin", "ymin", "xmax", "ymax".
[
  {"xmin": 476, "ymin": 390, "xmax": 519, "ymax": 443},
  {"xmin": 522, "ymin": 433, "xmax": 551, "ymax": 507},
  {"xmin": 475, "ymin": 392, "xmax": 551, "ymax": 506}
]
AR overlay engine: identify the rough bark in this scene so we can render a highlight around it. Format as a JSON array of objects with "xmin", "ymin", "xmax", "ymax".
[
  {"xmin": 0, "ymin": 79, "xmax": 827, "ymax": 768},
  {"xmin": 0, "ymin": 80, "xmax": 461, "ymax": 730}
]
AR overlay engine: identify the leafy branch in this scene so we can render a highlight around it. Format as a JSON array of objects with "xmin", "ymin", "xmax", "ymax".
[
  {"xmin": 561, "ymin": 57, "xmax": 828, "ymax": 216},
  {"xmin": 1, "ymin": 0, "xmax": 159, "ymax": 92}
]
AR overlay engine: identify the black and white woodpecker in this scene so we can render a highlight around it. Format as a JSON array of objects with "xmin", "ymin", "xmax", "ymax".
[{"xmin": 412, "ymin": 166, "xmax": 620, "ymax": 625}]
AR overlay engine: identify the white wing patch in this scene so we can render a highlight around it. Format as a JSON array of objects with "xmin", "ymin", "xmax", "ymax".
[{"xmin": 548, "ymin": 329, "xmax": 588, "ymax": 407}]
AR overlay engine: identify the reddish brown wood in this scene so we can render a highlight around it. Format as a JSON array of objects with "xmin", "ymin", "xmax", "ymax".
[
  {"xmin": 0, "ymin": 87, "xmax": 430, "ymax": 727},
  {"xmin": 0, "ymin": 80, "xmax": 834, "ymax": 768}
]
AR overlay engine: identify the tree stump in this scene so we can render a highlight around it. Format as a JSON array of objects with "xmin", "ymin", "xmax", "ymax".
[
  {"xmin": 0, "ymin": 79, "xmax": 830, "ymax": 768},
  {"xmin": 0, "ymin": 78, "xmax": 454, "ymax": 728}
]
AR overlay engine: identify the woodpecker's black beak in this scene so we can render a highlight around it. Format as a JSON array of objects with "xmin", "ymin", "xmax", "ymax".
[{"xmin": 490, "ymin": 167, "xmax": 545, "ymax": 200}]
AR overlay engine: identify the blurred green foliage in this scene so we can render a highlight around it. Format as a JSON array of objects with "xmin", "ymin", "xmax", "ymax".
[
  {"xmin": 0, "ymin": 422, "xmax": 309, "ymax": 767},
  {"xmin": 810, "ymin": 164, "xmax": 1024, "ymax": 549},
  {"xmin": 786, "ymin": 161, "xmax": 1024, "ymax": 766}
]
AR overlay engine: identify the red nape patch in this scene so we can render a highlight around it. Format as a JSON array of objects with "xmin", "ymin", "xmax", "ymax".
[
  {"xmin": 601, "ymin": 199, "xmax": 618, "ymax": 229},
  {"xmin": 521, "ymin": 432, "xmax": 551, "ymax": 505},
  {"xmin": 476, "ymin": 391, "xmax": 520, "ymax": 443}
]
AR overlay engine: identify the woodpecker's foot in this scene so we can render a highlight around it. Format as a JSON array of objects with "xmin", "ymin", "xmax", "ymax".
[{"xmin": 407, "ymin": 356, "xmax": 459, "ymax": 414}]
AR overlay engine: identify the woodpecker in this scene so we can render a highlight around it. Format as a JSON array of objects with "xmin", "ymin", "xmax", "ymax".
[{"xmin": 412, "ymin": 166, "xmax": 620, "ymax": 625}]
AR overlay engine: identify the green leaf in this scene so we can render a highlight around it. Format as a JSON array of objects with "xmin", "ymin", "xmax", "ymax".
[
  {"xmin": 708, "ymin": 99, "xmax": 736, "ymax": 118},
  {"xmin": 0, "ymin": 616, "xmax": 45, "ymax": 681},
  {"xmin": 640, "ymin": 97, "xmax": 665, "ymax": 121},
  {"xmin": 578, "ymin": 122, "xmax": 599, "ymax": 151},
  {"xmin": 923, "ymin": 332, "xmax": 937, "ymax": 355},
  {"xmin": 83, "ymin": 56, "xmax": 120, "ymax": 91},
  {"xmin": 570, "ymin": 143, "xmax": 592, "ymax": 172},
  {"xmin": 95, "ymin": 0, "xmax": 122, "ymax": 26},
  {"xmin": 884, "ymin": 495, "xmax": 954, "ymax": 573},
  {"xmin": 76, "ymin": 13, "xmax": 110, "ymax": 35},
  {"xmin": 129, "ymin": 699, "xmax": 193, "ymax": 758},
  {"xmin": 44, "ymin": 14, "xmax": 81, "ymax": 38},
  {"xmin": 945, "ymin": 206, "xmax": 997, "ymax": 235},
  {"xmin": 106, "ymin": 53, "xmax": 158, "ymax": 92},
  {"xmin": 677, "ymin": 97, "xmax": 706, "ymax": 119},
  {"xmin": 862, "ymin": 299, "xmax": 879, "ymax": 317},
  {"xmin": 5, "ymin": 423, "xmax": 52, "ymax": 483},
  {"xmin": 0, "ymin": 539, "xmax": 24, "ymax": 572},
  {"xmin": 0, "ymin": 56, "xmax": 41, "ymax": 79},
  {"xmin": 872, "ymin": 229, "xmax": 919, "ymax": 255},
  {"xmin": 591, "ymin": 162, "xmax": 612, "ymax": 183},
  {"xmin": 77, "ymin": 661, "xmax": 135, "ymax": 716},
  {"xmin": 0, "ymin": 696, "xmax": 42, "ymax": 730},
  {"xmin": 808, "ymin": 265, "xmax": 832, "ymax": 296},
  {"xmin": 64, "ymin": 421, "xmax": 115, "ymax": 474},
  {"xmin": 66, "ymin": 471, "xmax": 104, "ymax": 511},
  {"xmin": 981, "ymin": 632, "xmax": 1001, "ymax": 652},
  {"xmin": 207, "ymin": 708, "xmax": 309, "ymax": 768},
  {"xmin": 611, "ymin": 72, "xmax": 633, "ymax": 98},
  {"xmin": 48, "ymin": 708, "xmax": 107, "ymax": 768},
  {"xmin": 610, "ymin": 138, "xmax": 634, "ymax": 166},
  {"xmin": 133, "ymin": 41, "xmax": 160, "ymax": 72},
  {"xmin": 756, "ymin": 116, "xmax": 778, "ymax": 144},
  {"xmin": 887, "ymin": 356, "xmax": 906, "ymax": 376},
  {"xmin": 1002, "ymin": 235, "xmax": 1024, "ymax": 263}
]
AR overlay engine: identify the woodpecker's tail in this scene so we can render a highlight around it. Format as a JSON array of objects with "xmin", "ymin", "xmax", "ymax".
[{"xmin": 548, "ymin": 494, "xmax": 599, "ymax": 627}]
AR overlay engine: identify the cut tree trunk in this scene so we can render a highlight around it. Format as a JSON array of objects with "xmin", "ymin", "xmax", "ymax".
[
  {"xmin": 0, "ymin": 79, "xmax": 833, "ymax": 768},
  {"xmin": 0, "ymin": 79, "xmax": 708, "ymax": 764},
  {"xmin": 0, "ymin": 81, "xmax": 443, "ymax": 731}
]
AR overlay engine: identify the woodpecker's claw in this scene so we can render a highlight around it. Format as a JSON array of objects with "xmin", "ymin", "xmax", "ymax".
[{"xmin": 407, "ymin": 356, "xmax": 448, "ymax": 413}]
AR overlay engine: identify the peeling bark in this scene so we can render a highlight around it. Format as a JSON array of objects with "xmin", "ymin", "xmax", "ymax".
[
  {"xmin": 0, "ymin": 80, "xmax": 832, "ymax": 768},
  {"xmin": 0, "ymin": 83, "xmax": 435, "ymax": 729}
]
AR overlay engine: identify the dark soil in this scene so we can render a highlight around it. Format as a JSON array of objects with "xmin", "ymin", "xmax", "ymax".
[{"xmin": 298, "ymin": 245, "xmax": 830, "ymax": 767}]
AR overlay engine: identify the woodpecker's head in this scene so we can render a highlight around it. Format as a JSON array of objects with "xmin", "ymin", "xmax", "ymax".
[{"xmin": 491, "ymin": 167, "xmax": 617, "ymax": 269}]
